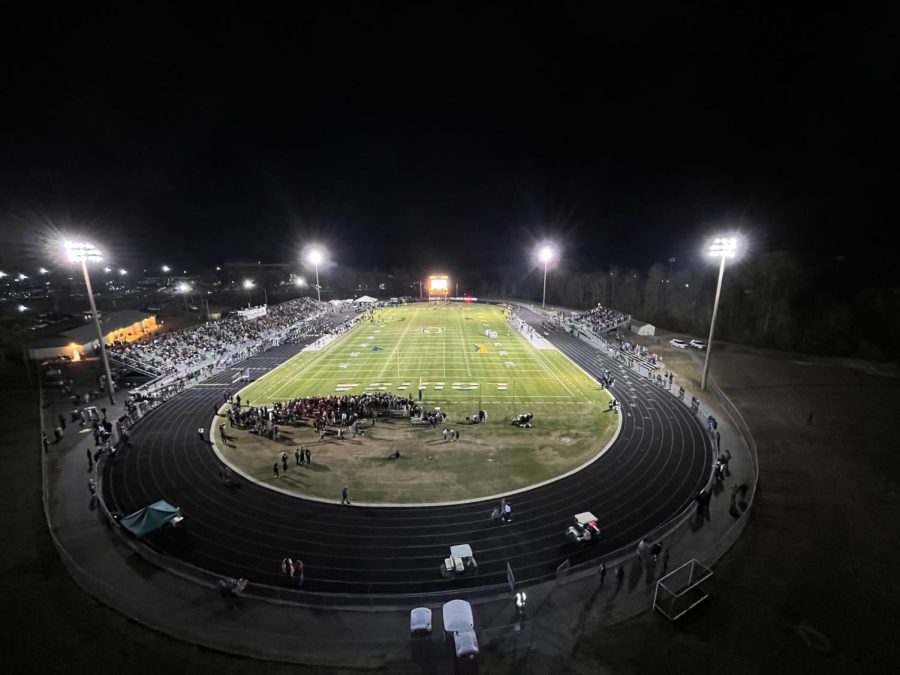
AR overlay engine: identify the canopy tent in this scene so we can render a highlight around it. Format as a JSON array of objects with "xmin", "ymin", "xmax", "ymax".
[
  {"xmin": 354, "ymin": 295, "xmax": 377, "ymax": 304},
  {"xmin": 121, "ymin": 500, "xmax": 182, "ymax": 537}
]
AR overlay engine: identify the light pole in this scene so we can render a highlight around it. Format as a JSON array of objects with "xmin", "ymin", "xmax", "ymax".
[
  {"xmin": 700, "ymin": 236, "xmax": 737, "ymax": 390},
  {"xmin": 537, "ymin": 244, "xmax": 555, "ymax": 310},
  {"xmin": 243, "ymin": 279, "xmax": 254, "ymax": 307},
  {"xmin": 66, "ymin": 241, "xmax": 116, "ymax": 405},
  {"xmin": 178, "ymin": 282, "xmax": 192, "ymax": 311},
  {"xmin": 307, "ymin": 248, "xmax": 324, "ymax": 303}
]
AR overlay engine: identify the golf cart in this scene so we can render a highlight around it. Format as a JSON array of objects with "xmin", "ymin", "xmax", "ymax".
[
  {"xmin": 441, "ymin": 544, "xmax": 478, "ymax": 578},
  {"xmin": 565, "ymin": 511, "xmax": 601, "ymax": 543}
]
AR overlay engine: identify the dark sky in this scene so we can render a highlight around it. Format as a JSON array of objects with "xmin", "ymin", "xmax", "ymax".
[{"xmin": 0, "ymin": 4, "xmax": 895, "ymax": 277}]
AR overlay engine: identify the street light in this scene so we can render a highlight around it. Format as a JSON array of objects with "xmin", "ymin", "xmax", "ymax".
[
  {"xmin": 119, "ymin": 268, "xmax": 127, "ymax": 276},
  {"xmin": 65, "ymin": 241, "xmax": 116, "ymax": 405},
  {"xmin": 162, "ymin": 265, "xmax": 171, "ymax": 274},
  {"xmin": 700, "ymin": 236, "xmax": 738, "ymax": 390},
  {"xmin": 39, "ymin": 267, "xmax": 49, "ymax": 275},
  {"xmin": 243, "ymin": 279, "xmax": 254, "ymax": 307},
  {"xmin": 306, "ymin": 247, "xmax": 324, "ymax": 303},
  {"xmin": 178, "ymin": 282, "xmax": 192, "ymax": 310},
  {"xmin": 537, "ymin": 244, "xmax": 556, "ymax": 309}
]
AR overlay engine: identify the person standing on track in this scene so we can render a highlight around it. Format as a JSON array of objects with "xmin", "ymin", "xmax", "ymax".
[
  {"xmin": 341, "ymin": 485, "xmax": 351, "ymax": 504},
  {"xmin": 273, "ymin": 463, "xmax": 279, "ymax": 478}
]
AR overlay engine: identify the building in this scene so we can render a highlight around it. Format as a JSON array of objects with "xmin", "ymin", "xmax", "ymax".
[{"xmin": 28, "ymin": 309, "xmax": 158, "ymax": 361}]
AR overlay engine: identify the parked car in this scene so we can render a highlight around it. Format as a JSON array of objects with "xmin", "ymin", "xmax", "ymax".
[
  {"xmin": 669, "ymin": 338, "xmax": 687, "ymax": 349},
  {"xmin": 689, "ymin": 339, "xmax": 707, "ymax": 350}
]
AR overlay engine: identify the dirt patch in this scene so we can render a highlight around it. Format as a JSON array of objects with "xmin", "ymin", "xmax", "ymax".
[{"xmin": 217, "ymin": 402, "xmax": 617, "ymax": 503}]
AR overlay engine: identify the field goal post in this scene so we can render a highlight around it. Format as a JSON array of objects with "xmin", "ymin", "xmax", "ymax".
[{"xmin": 652, "ymin": 559, "xmax": 713, "ymax": 621}]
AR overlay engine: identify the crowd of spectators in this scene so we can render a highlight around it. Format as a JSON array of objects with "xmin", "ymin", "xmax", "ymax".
[
  {"xmin": 570, "ymin": 303, "xmax": 629, "ymax": 334},
  {"xmin": 227, "ymin": 391, "xmax": 413, "ymax": 438},
  {"xmin": 109, "ymin": 297, "xmax": 325, "ymax": 377}
]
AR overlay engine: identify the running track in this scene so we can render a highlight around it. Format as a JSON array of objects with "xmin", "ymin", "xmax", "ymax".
[{"xmin": 104, "ymin": 307, "xmax": 711, "ymax": 598}]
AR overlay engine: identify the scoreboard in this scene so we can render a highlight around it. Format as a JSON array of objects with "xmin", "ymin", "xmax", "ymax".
[{"xmin": 428, "ymin": 274, "xmax": 450, "ymax": 299}]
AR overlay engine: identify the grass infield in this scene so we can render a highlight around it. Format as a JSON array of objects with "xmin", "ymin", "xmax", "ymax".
[{"xmin": 218, "ymin": 303, "xmax": 616, "ymax": 503}]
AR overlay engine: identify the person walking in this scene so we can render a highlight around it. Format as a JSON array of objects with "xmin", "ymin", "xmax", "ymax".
[
  {"xmin": 305, "ymin": 448, "xmax": 311, "ymax": 465},
  {"xmin": 292, "ymin": 558, "xmax": 304, "ymax": 587},
  {"xmin": 341, "ymin": 485, "xmax": 351, "ymax": 504},
  {"xmin": 281, "ymin": 452, "xmax": 288, "ymax": 473},
  {"xmin": 281, "ymin": 557, "xmax": 293, "ymax": 582},
  {"xmin": 295, "ymin": 448, "xmax": 301, "ymax": 466},
  {"xmin": 273, "ymin": 463, "xmax": 279, "ymax": 478}
]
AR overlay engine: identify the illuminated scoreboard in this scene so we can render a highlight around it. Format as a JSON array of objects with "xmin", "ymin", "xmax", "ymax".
[{"xmin": 428, "ymin": 274, "xmax": 450, "ymax": 299}]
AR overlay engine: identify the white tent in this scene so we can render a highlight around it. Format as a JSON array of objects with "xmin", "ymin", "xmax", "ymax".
[{"xmin": 354, "ymin": 295, "xmax": 377, "ymax": 304}]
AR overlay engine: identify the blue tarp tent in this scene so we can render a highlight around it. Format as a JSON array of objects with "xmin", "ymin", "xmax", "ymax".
[{"xmin": 121, "ymin": 500, "xmax": 182, "ymax": 537}]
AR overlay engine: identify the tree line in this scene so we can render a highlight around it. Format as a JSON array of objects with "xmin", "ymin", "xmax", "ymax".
[{"xmin": 477, "ymin": 251, "xmax": 899, "ymax": 362}]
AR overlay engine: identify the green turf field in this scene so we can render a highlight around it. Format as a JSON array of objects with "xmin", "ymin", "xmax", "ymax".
[
  {"xmin": 240, "ymin": 303, "xmax": 603, "ymax": 409},
  {"xmin": 225, "ymin": 303, "xmax": 616, "ymax": 502}
]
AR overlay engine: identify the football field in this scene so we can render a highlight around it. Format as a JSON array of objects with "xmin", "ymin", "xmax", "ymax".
[{"xmin": 240, "ymin": 303, "xmax": 603, "ymax": 409}]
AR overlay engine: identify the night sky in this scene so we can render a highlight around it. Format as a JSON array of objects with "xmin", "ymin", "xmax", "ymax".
[{"xmin": 0, "ymin": 4, "xmax": 894, "ymax": 278}]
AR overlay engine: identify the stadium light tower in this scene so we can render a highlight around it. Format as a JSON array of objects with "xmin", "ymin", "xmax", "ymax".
[
  {"xmin": 243, "ymin": 279, "xmax": 254, "ymax": 307},
  {"xmin": 306, "ymin": 247, "xmax": 324, "ymax": 303},
  {"xmin": 700, "ymin": 236, "xmax": 738, "ymax": 390},
  {"xmin": 65, "ymin": 241, "xmax": 116, "ymax": 405},
  {"xmin": 537, "ymin": 244, "xmax": 556, "ymax": 309}
]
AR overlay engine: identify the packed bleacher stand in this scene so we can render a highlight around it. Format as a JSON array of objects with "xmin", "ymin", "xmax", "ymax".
[
  {"xmin": 569, "ymin": 303, "xmax": 630, "ymax": 335},
  {"xmin": 109, "ymin": 297, "xmax": 329, "ymax": 380}
]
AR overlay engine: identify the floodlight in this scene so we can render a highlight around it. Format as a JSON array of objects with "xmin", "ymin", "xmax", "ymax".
[
  {"xmin": 295, "ymin": 276, "xmax": 306, "ymax": 287},
  {"xmin": 307, "ymin": 248, "xmax": 324, "ymax": 265},
  {"xmin": 178, "ymin": 282, "xmax": 191, "ymax": 293},
  {"xmin": 707, "ymin": 237, "xmax": 737, "ymax": 258},
  {"xmin": 243, "ymin": 279, "xmax": 254, "ymax": 289},
  {"xmin": 65, "ymin": 241, "xmax": 102, "ymax": 264},
  {"xmin": 38, "ymin": 267, "xmax": 49, "ymax": 274},
  {"xmin": 162, "ymin": 265, "xmax": 171, "ymax": 273},
  {"xmin": 17, "ymin": 304, "xmax": 28, "ymax": 312},
  {"xmin": 119, "ymin": 268, "xmax": 127, "ymax": 275}
]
